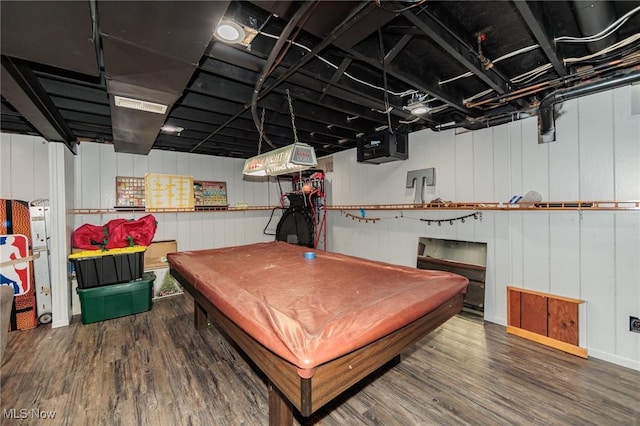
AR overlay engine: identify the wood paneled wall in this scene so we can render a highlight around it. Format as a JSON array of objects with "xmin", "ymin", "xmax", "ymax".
[{"xmin": 327, "ymin": 86, "xmax": 640, "ymax": 370}]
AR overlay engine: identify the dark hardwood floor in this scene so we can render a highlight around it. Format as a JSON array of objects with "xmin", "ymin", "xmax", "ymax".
[{"xmin": 1, "ymin": 293, "xmax": 638, "ymax": 425}]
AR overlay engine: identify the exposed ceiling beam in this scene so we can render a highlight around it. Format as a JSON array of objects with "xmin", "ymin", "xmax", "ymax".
[
  {"xmin": 402, "ymin": 10, "xmax": 513, "ymax": 96},
  {"xmin": 513, "ymin": 1, "xmax": 566, "ymax": 77},
  {"xmin": 206, "ymin": 44, "xmax": 414, "ymax": 120},
  {"xmin": 319, "ymin": 57, "xmax": 352, "ymax": 102},
  {"xmin": 1, "ymin": 56, "xmax": 77, "ymax": 153},
  {"xmin": 342, "ymin": 47, "xmax": 468, "ymax": 114},
  {"xmin": 384, "ymin": 34, "xmax": 413, "ymax": 66},
  {"xmin": 194, "ymin": 63, "xmax": 398, "ymax": 126},
  {"xmin": 255, "ymin": 1, "xmax": 376, "ymax": 105}
]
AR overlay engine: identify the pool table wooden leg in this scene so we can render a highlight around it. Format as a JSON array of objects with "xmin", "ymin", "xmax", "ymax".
[
  {"xmin": 268, "ymin": 382, "xmax": 293, "ymax": 426},
  {"xmin": 194, "ymin": 300, "xmax": 208, "ymax": 330}
]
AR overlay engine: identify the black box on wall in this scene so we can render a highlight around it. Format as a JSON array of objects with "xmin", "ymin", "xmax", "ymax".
[{"xmin": 357, "ymin": 131, "xmax": 408, "ymax": 164}]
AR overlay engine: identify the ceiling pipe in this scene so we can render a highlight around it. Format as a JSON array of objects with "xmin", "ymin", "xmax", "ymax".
[
  {"xmin": 538, "ymin": 70, "xmax": 640, "ymax": 143},
  {"xmin": 572, "ymin": 1, "xmax": 617, "ymax": 54},
  {"xmin": 434, "ymin": 110, "xmax": 533, "ymax": 132}
]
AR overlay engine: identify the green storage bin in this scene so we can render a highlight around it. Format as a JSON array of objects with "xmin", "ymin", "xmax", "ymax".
[{"xmin": 77, "ymin": 273, "xmax": 154, "ymax": 324}]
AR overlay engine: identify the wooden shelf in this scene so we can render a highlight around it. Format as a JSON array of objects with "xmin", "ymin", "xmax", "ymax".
[
  {"xmin": 71, "ymin": 200, "xmax": 640, "ymax": 215},
  {"xmin": 326, "ymin": 200, "xmax": 640, "ymax": 211},
  {"xmin": 71, "ymin": 206, "xmax": 279, "ymax": 214}
]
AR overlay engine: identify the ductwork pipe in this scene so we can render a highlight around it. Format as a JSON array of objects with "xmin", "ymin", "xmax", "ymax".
[
  {"xmin": 572, "ymin": 1, "xmax": 617, "ymax": 54},
  {"xmin": 538, "ymin": 70, "xmax": 640, "ymax": 143}
]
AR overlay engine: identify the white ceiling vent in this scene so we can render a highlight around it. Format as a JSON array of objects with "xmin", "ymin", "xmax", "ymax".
[{"xmin": 114, "ymin": 95, "xmax": 168, "ymax": 114}]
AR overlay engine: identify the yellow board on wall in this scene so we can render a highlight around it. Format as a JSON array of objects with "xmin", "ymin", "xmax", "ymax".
[{"xmin": 144, "ymin": 173, "xmax": 194, "ymax": 210}]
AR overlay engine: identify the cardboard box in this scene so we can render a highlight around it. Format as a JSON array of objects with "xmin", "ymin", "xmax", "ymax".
[{"xmin": 144, "ymin": 240, "xmax": 177, "ymax": 270}]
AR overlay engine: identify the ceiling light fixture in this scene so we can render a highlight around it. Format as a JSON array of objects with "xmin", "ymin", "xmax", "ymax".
[
  {"xmin": 215, "ymin": 20, "xmax": 246, "ymax": 44},
  {"xmin": 161, "ymin": 125, "xmax": 184, "ymax": 134},
  {"xmin": 242, "ymin": 142, "xmax": 317, "ymax": 176},
  {"xmin": 404, "ymin": 93, "xmax": 432, "ymax": 116},
  {"xmin": 407, "ymin": 104, "xmax": 430, "ymax": 115}
]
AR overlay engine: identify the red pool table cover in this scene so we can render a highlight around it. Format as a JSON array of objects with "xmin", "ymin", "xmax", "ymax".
[{"xmin": 167, "ymin": 241, "xmax": 468, "ymax": 377}]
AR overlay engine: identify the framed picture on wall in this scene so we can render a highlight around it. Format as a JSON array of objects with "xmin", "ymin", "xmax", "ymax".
[
  {"xmin": 115, "ymin": 176, "xmax": 145, "ymax": 209},
  {"xmin": 193, "ymin": 180, "xmax": 228, "ymax": 209}
]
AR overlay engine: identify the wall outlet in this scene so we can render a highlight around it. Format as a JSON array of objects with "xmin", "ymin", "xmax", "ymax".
[{"xmin": 630, "ymin": 316, "xmax": 640, "ymax": 333}]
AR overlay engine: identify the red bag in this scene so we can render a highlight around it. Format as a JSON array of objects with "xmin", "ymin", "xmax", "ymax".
[
  {"xmin": 105, "ymin": 215, "xmax": 157, "ymax": 249},
  {"xmin": 72, "ymin": 223, "xmax": 105, "ymax": 250}
]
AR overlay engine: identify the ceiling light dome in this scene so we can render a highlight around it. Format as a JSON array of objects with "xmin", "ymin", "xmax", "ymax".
[
  {"xmin": 215, "ymin": 20, "xmax": 245, "ymax": 44},
  {"xmin": 409, "ymin": 105, "xmax": 430, "ymax": 115}
]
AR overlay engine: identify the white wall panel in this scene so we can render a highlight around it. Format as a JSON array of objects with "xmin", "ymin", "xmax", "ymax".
[
  {"xmin": 580, "ymin": 212, "xmax": 616, "ymax": 354},
  {"xmin": 0, "ymin": 134, "xmax": 11, "ymax": 197},
  {"xmin": 32, "ymin": 138, "xmax": 49, "ymax": 200},
  {"xmin": 509, "ymin": 121, "xmax": 524, "ymax": 195},
  {"xmin": 508, "ymin": 213, "xmax": 524, "ymax": 287},
  {"xmin": 115, "ymin": 151, "xmax": 134, "ymax": 177},
  {"xmin": 613, "ymin": 86, "xmax": 640, "ymax": 200},
  {"xmin": 492, "ymin": 125, "xmax": 510, "ymax": 203},
  {"xmin": 99, "ymin": 146, "xmax": 116, "ymax": 208},
  {"xmin": 10, "ymin": 135, "xmax": 36, "ymax": 197},
  {"xmin": 578, "ymin": 92, "xmax": 615, "ymax": 200},
  {"xmin": 550, "ymin": 94, "xmax": 580, "ymax": 200},
  {"xmin": 491, "ymin": 213, "xmax": 510, "ymax": 324},
  {"xmin": 475, "ymin": 211, "xmax": 495, "ymax": 319},
  {"xmin": 521, "ymin": 213, "xmax": 550, "ymax": 293},
  {"xmin": 472, "ymin": 127, "xmax": 495, "ymax": 202},
  {"xmin": 435, "ymin": 129, "xmax": 457, "ymax": 200},
  {"xmin": 454, "ymin": 131, "xmax": 474, "ymax": 201},
  {"xmin": 521, "ymin": 118, "xmax": 549, "ymax": 200},
  {"xmin": 614, "ymin": 213, "xmax": 640, "ymax": 364},
  {"xmin": 548, "ymin": 213, "xmax": 581, "ymax": 298},
  {"xmin": 0, "ymin": 133, "xmax": 49, "ymax": 201},
  {"xmin": 77, "ymin": 142, "xmax": 102, "ymax": 208}
]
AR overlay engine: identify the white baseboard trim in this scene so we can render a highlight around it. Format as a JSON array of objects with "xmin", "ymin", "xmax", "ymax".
[
  {"xmin": 51, "ymin": 319, "xmax": 70, "ymax": 329},
  {"xmin": 587, "ymin": 348, "xmax": 640, "ymax": 371}
]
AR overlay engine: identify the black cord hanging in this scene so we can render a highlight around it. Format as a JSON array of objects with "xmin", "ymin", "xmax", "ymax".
[
  {"xmin": 340, "ymin": 210, "xmax": 482, "ymax": 226},
  {"xmin": 419, "ymin": 212, "xmax": 481, "ymax": 225}
]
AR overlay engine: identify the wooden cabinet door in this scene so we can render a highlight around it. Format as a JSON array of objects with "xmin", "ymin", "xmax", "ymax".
[
  {"xmin": 508, "ymin": 288, "xmax": 521, "ymax": 328},
  {"xmin": 520, "ymin": 293, "xmax": 548, "ymax": 336},
  {"xmin": 548, "ymin": 298, "xmax": 579, "ymax": 345}
]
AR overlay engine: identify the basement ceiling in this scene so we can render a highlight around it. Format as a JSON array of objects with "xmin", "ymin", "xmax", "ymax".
[{"xmin": 1, "ymin": 1, "xmax": 639, "ymax": 158}]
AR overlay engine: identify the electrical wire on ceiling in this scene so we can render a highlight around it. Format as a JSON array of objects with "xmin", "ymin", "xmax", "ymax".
[
  {"xmin": 466, "ymin": 49, "xmax": 640, "ymax": 110},
  {"xmin": 554, "ymin": 5, "xmax": 640, "ymax": 43},
  {"xmin": 564, "ymin": 33, "xmax": 640, "ymax": 63},
  {"xmin": 247, "ymin": 3, "xmax": 640, "ymax": 128},
  {"xmin": 441, "ymin": 5, "xmax": 640, "ymax": 87},
  {"xmin": 258, "ymin": 31, "xmax": 418, "ymax": 97},
  {"xmin": 375, "ymin": 0, "xmax": 428, "ymax": 14},
  {"xmin": 462, "ymin": 31, "xmax": 640, "ymax": 107}
]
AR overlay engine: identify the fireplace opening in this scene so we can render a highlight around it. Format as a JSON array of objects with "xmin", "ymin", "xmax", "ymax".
[{"xmin": 417, "ymin": 237, "xmax": 487, "ymax": 318}]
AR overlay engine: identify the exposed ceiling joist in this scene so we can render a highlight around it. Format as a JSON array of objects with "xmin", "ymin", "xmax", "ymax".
[
  {"xmin": 1, "ymin": 56, "xmax": 77, "ymax": 152},
  {"xmin": 513, "ymin": 1, "xmax": 567, "ymax": 77},
  {"xmin": 402, "ymin": 10, "xmax": 513, "ymax": 96},
  {"xmin": 343, "ymin": 47, "xmax": 468, "ymax": 114}
]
